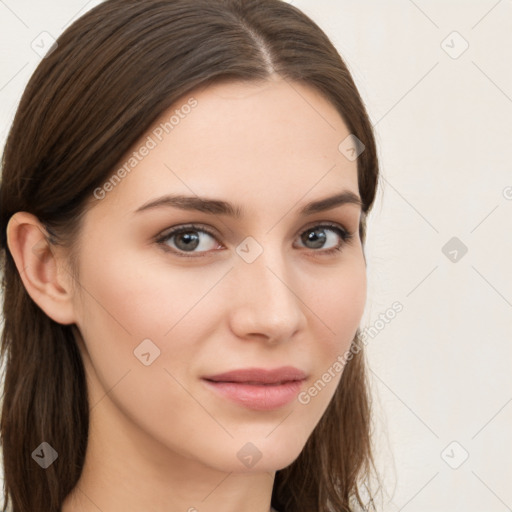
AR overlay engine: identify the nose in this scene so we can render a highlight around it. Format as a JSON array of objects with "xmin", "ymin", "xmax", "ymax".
[{"xmin": 228, "ymin": 245, "xmax": 307, "ymax": 344}]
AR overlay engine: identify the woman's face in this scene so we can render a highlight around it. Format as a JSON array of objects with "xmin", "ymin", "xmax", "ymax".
[{"xmin": 70, "ymin": 78, "xmax": 367, "ymax": 473}]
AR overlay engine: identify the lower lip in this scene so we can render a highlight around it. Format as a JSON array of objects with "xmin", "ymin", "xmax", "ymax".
[{"xmin": 202, "ymin": 379, "xmax": 304, "ymax": 411}]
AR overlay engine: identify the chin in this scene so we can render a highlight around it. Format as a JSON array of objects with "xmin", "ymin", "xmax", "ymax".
[{"xmin": 210, "ymin": 433, "xmax": 308, "ymax": 474}]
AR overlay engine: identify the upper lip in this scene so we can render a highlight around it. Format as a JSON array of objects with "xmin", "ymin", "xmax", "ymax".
[{"xmin": 203, "ymin": 366, "xmax": 307, "ymax": 384}]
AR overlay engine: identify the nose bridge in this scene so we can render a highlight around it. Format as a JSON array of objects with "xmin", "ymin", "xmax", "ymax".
[{"xmin": 229, "ymin": 238, "xmax": 306, "ymax": 340}]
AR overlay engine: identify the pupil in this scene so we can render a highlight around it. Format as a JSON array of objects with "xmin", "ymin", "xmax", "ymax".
[
  {"xmin": 176, "ymin": 231, "xmax": 199, "ymax": 251},
  {"xmin": 303, "ymin": 229, "xmax": 326, "ymax": 249}
]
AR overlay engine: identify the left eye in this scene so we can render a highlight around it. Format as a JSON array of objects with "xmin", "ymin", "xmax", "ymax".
[
  {"xmin": 296, "ymin": 225, "xmax": 350, "ymax": 252},
  {"xmin": 157, "ymin": 223, "xmax": 351, "ymax": 256}
]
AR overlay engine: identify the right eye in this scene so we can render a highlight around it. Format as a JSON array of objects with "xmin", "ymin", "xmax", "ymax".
[{"xmin": 156, "ymin": 224, "xmax": 223, "ymax": 257}]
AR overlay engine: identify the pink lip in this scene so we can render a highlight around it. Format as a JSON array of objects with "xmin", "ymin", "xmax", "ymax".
[{"xmin": 202, "ymin": 366, "xmax": 307, "ymax": 411}]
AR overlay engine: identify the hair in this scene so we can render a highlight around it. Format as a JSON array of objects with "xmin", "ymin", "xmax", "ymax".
[{"xmin": 0, "ymin": 1, "xmax": 381, "ymax": 511}]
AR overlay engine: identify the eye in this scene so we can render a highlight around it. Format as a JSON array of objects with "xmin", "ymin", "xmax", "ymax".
[
  {"xmin": 156, "ymin": 224, "xmax": 222, "ymax": 256},
  {"xmin": 156, "ymin": 222, "xmax": 353, "ymax": 258},
  {"xmin": 295, "ymin": 223, "xmax": 353, "ymax": 254}
]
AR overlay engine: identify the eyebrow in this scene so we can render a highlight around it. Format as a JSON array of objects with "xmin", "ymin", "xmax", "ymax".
[{"xmin": 134, "ymin": 190, "xmax": 363, "ymax": 218}]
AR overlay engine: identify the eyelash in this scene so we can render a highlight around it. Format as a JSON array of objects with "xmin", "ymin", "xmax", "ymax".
[{"xmin": 155, "ymin": 222, "xmax": 354, "ymax": 258}]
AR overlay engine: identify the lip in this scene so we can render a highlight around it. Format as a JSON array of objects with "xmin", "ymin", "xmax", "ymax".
[{"xmin": 202, "ymin": 366, "xmax": 307, "ymax": 411}]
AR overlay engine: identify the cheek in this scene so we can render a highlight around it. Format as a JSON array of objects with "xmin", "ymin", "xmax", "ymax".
[
  {"xmin": 73, "ymin": 243, "xmax": 231, "ymax": 400},
  {"xmin": 76, "ymin": 244, "xmax": 221, "ymax": 339},
  {"xmin": 72, "ymin": 247, "xmax": 226, "ymax": 451},
  {"xmin": 306, "ymin": 256, "xmax": 367, "ymax": 351},
  {"xmin": 297, "ymin": 255, "xmax": 366, "ymax": 412}
]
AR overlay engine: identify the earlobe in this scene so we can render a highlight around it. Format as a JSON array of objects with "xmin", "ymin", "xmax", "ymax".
[{"xmin": 6, "ymin": 212, "xmax": 77, "ymax": 325}]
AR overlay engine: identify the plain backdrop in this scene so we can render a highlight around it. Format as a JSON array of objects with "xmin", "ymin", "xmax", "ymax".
[{"xmin": 1, "ymin": 1, "xmax": 511, "ymax": 510}]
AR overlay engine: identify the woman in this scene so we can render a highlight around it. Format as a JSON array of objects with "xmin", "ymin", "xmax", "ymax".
[{"xmin": 0, "ymin": 1, "xmax": 381, "ymax": 511}]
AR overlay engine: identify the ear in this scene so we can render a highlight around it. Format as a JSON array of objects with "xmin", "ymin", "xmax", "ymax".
[{"xmin": 6, "ymin": 212, "xmax": 77, "ymax": 325}]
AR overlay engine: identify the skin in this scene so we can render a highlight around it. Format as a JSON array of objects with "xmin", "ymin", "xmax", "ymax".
[{"xmin": 8, "ymin": 77, "xmax": 366, "ymax": 512}]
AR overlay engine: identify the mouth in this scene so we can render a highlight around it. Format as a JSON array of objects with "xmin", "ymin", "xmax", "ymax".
[
  {"xmin": 203, "ymin": 366, "xmax": 307, "ymax": 384},
  {"xmin": 217, "ymin": 381, "xmax": 293, "ymax": 386},
  {"xmin": 201, "ymin": 366, "xmax": 307, "ymax": 411}
]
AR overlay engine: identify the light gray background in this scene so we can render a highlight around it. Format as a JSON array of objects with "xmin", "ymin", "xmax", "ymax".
[{"xmin": 1, "ymin": 1, "xmax": 511, "ymax": 510}]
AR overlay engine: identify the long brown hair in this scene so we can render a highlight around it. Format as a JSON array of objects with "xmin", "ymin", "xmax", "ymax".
[{"xmin": 0, "ymin": 1, "xmax": 380, "ymax": 511}]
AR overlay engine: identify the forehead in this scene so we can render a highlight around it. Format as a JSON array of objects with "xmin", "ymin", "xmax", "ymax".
[{"xmin": 93, "ymin": 79, "xmax": 359, "ymax": 214}]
